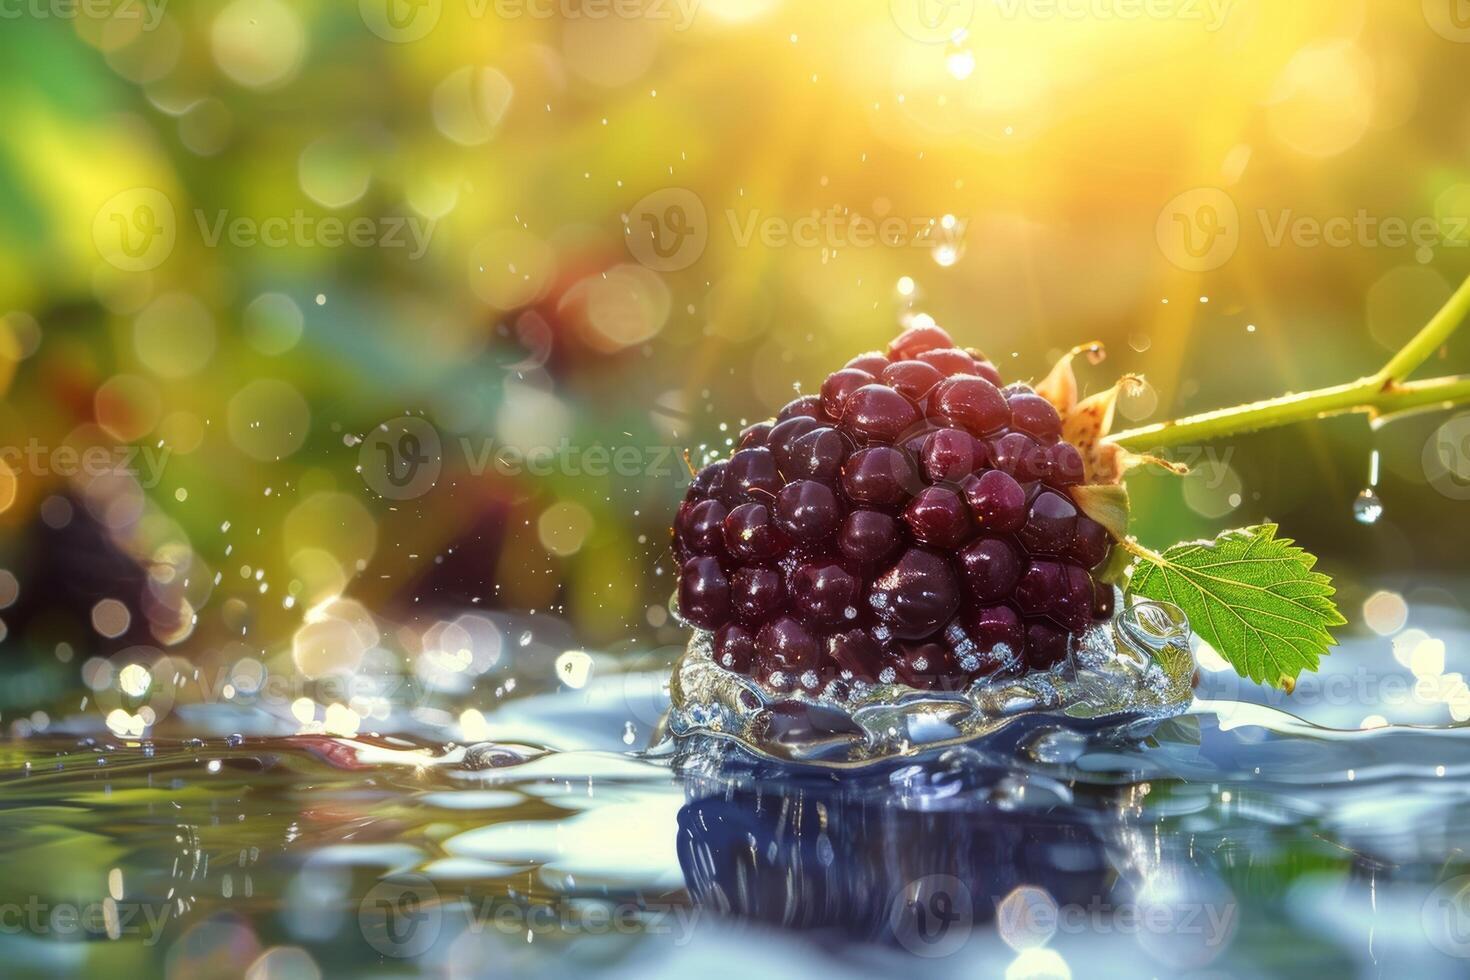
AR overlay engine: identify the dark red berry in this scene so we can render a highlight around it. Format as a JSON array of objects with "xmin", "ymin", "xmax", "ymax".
[
  {"xmin": 1015, "ymin": 559, "xmax": 1065, "ymax": 616},
  {"xmin": 839, "ymin": 509, "xmax": 900, "ymax": 565},
  {"xmin": 971, "ymin": 360, "xmax": 1004, "ymax": 387},
  {"xmin": 722, "ymin": 448, "xmax": 782, "ymax": 506},
  {"xmin": 731, "ymin": 566, "xmax": 784, "ymax": 624},
  {"xmin": 827, "ymin": 628, "xmax": 881, "ymax": 680},
  {"xmin": 880, "ymin": 360, "xmax": 945, "ymax": 401},
  {"xmin": 1018, "ymin": 489, "xmax": 1078, "ymax": 554},
  {"xmin": 714, "ymin": 624, "xmax": 756, "ymax": 671},
  {"xmin": 845, "ymin": 351, "xmax": 889, "ymax": 375},
  {"xmin": 1055, "ymin": 563, "xmax": 1095, "ymax": 632},
  {"xmin": 841, "ymin": 384, "xmax": 921, "ymax": 444},
  {"xmin": 921, "ymin": 428, "xmax": 986, "ymax": 483},
  {"xmin": 1070, "ymin": 515, "xmax": 1112, "ymax": 569},
  {"xmin": 957, "ymin": 537, "xmax": 1022, "ymax": 602},
  {"xmin": 782, "ymin": 426, "xmax": 849, "ymax": 483},
  {"xmin": 1008, "ymin": 393, "xmax": 1062, "ymax": 440},
  {"xmin": 891, "ymin": 642, "xmax": 957, "ymax": 690},
  {"xmin": 1046, "ymin": 442, "xmax": 1085, "ymax": 487},
  {"xmin": 757, "ymin": 615, "xmax": 820, "ymax": 673},
  {"xmin": 768, "ymin": 417, "xmax": 822, "ymax": 472},
  {"xmin": 901, "ymin": 425, "xmax": 936, "ymax": 459},
  {"xmin": 820, "ymin": 368, "xmax": 876, "ymax": 420},
  {"xmin": 674, "ymin": 325, "xmax": 1117, "ymax": 697},
  {"xmin": 690, "ymin": 460, "xmax": 726, "ymax": 499},
  {"xmin": 932, "ymin": 377, "xmax": 1010, "ymax": 435},
  {"xmin": 723, "ymin": 503, "xmax": 786, "ymax": 562},
  {"xmin": 989, "ymin": 432, "xmax": 1048, "ymax": 481},
  {"xmin": 678, "ymin": 556, "xmax": 731, "ymax": 629},
  {"xmin": 962, "ymin": 468, "xmax": 1027, "ymax": 533},
  {"xmin": 1024, "ymin": 619, "xmax": 1070, "ymax": 669},
  {"xmin": 774, "ymin": 479, "xmax": 842, "ymax": 544},
  {"xmin": 888, "ymin": 323, "xmax": 954, "ymax": 360},
  {"xmin": 681, "ymin": 498, "xmax": 728, "ymax": 555},
  {"xmin": 869, "ymin": 547, "xmax": 961, "ymax": 639},
  {"xmin": 903, "ymin": 486, "xmax": 973, "ymax": 548},
  {"xmin": 738, "ymin": 421, "xmax": 773, "ymax": 450},
  {"xmin": 964, "ymin": 605, "xmax": 1023, "ymax": 658},
  {"xmin": 777, "ymin": 395, "xmax": 825, "ymax": 422},
  {"xmin": 791, "ymin": 562, "xmax": 860, "ymax": 625},
  {"xmin": 915, "ymin": 347, "xmax": 978, "ymax": 377},
  {"xmin": 842, "ymin": 446, "xmax": 919, "ymax": 510}
]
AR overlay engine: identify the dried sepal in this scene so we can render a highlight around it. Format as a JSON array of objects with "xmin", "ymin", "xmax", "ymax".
[
  {"xmin": 1036, "ymin": 342, "xmax": 1105, "ymax": 416},
  {"xmin": 1069, "ymin": 483, "xmax": 1130, "ymax": 540}
]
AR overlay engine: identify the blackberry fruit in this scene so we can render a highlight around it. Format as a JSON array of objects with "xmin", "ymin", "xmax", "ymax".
[{"xmin": 672, "ymin": 323, "xmax": 1117, "ymax": 695}]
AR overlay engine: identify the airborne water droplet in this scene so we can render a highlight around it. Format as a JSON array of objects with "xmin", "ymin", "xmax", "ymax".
[
  {"xmin": 1353, "ymin": 487, "xmax": 1383, "ymax": 525},
  {"xmin": 621, "ymin": 721, "xmax": 637, "ymax": 745}
]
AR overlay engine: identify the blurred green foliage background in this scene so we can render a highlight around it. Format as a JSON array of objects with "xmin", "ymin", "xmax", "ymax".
[{"xmin": 1, "ymin": 0, "xmax": 1469, "ymax": 717}]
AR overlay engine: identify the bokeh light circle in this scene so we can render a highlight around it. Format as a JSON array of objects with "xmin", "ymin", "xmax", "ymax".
[
  {"xmin": 227, "ymin": 379, "xmax": 312, "ymax": 461},
  {"xmin": 211, "ymin": 0, "xmax": 307, "ymax": 90}
]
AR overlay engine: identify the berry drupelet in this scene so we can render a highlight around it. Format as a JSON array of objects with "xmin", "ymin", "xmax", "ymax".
[{"xmin": 672, "ymin": 323, "xmax": 1116, "ymax": 696}]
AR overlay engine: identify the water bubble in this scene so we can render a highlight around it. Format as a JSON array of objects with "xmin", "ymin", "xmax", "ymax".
[
  {"xmin": 554, "ymin": 650, "xmax": 593, "ymax": 689},
  {"xmin": 1353, "ymin": 487, "xmax": 1383, "ymax": 524}
]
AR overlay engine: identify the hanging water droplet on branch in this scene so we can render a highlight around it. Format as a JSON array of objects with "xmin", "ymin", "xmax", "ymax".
[{"xmin": 1353, "ymin": 449, "xmax": 1383, "ymax": 525}]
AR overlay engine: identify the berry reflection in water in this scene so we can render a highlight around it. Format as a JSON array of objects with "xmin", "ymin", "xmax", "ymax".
[{"xmin": 666, "ymin": 324, "xmax": 1197, "ymax": 763}]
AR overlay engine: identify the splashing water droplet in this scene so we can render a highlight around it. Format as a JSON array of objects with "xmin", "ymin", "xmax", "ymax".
[
  {"xmin": 1353, "ymin": 488, "xmax": 1383, "ymax": 525},
  {"xmin": 622, "ymin": 721, "xmax": 637, "ymax": 745}
]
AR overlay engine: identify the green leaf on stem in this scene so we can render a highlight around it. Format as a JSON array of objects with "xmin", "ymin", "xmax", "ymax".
[{"xmin": 1127, "ymin": 524, "xmax": 1345, "ymax": 688}]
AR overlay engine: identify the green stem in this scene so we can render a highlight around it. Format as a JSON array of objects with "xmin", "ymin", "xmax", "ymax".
[
  {"xmin": 1375, "ymin": 273, "xmax": 1470, "ymax": 384},
  {"xmin": 1107, "ymin": 275, "xmax": 1470, "ymax": 453}
]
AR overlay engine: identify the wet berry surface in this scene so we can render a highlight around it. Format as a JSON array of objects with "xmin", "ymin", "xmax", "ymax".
[{"xmin": 673, "ymin": 325, "xmax": 1115, "ymax": 693}]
